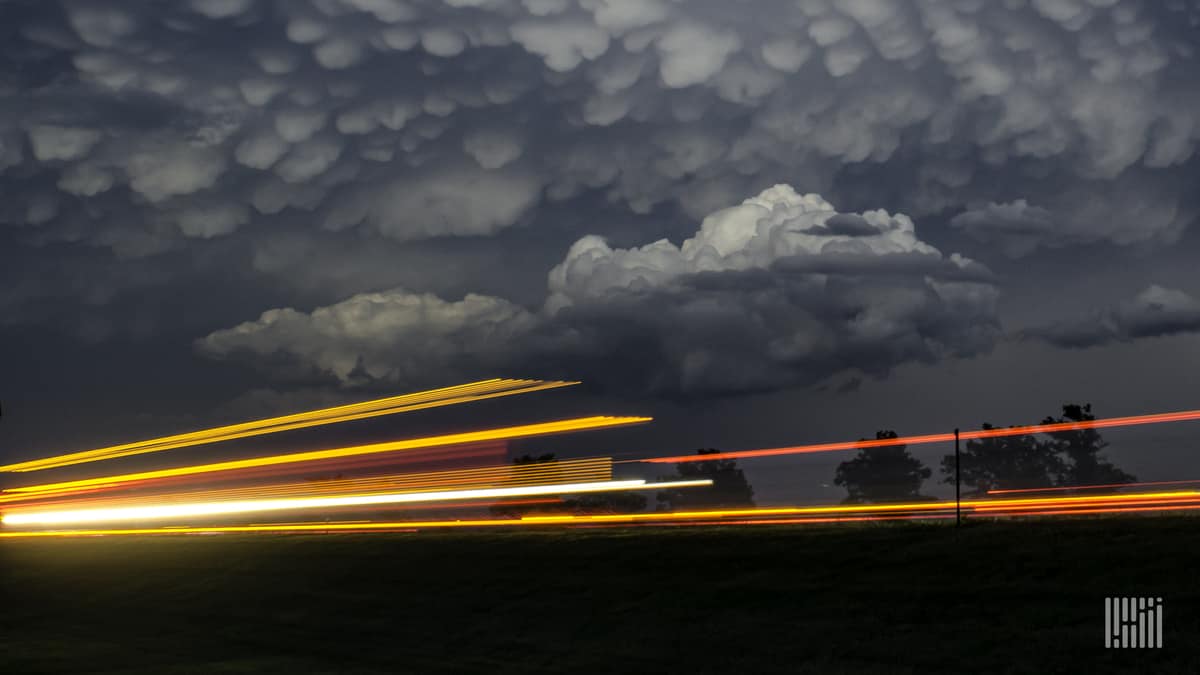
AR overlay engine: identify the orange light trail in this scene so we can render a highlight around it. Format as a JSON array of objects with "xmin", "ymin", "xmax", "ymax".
[
  {"xmin": 639, "ymin": 408, "xmax": 1200, "ymax": 464},
  {"xmin": 974, "ymin": 504, "xmax": 1200, "ymax": 518},
  {"xmin": 3, "ymin": 416, "xmax": 651, "ymax": 496},
  {"xmin": 0, "ymin": 458, "xmax": 615, "ymax": 510},
  {"xmin": 0, "ymin": 379, "xmax": 577, "ymax": 473},
  {"xmin": 6, "ymin": 497, "xmax": 1200, "ymax": 538},
  {"xmin": 986, "ymin": 478, "xmax": 1200, "ymax": 495},
  {"xmin": 9, "ymin": 486, "xmax": 1199, "ymax": 530}
]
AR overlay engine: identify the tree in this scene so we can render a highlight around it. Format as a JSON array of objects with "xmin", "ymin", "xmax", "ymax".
[
  {"xmin": 941, "ymin": 404, "xmax": 1137, "ymax": 496},
  {"xmin": 941, "ymin": 424, "xmax": 1064, "ymax": 495},
  {"xmin": 833, "ymin": 431, "xmax": 932, "ymax": 503},
  {"xmin": 1041, "ymin": 403, "xmax": 1135, "ymax": 490},
  {"xmin": 656, "ymin": 448, "xmax": 755, "ymax": 510}
]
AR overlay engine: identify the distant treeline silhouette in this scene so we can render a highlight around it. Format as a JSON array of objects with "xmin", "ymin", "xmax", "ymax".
[
  {"xmin": 834, "ymin": 403, "xmax": 1136, "ymax": 503},
  {"xmin": 489, "ymin": 402, "xmax": 1134, "ymax": 515}
]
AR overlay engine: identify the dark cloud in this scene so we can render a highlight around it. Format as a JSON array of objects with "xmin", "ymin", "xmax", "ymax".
[
  {"xmin": 1022, "ymin": 284, "xmax": 1200, "ymax": 349},
  {"xmin": 950, "ymin": 199, "xmax": 1058, "ymax": 257},
  {"xmin": 3, "ymin": 0, "xmax": 1200, "ymax": 259}
]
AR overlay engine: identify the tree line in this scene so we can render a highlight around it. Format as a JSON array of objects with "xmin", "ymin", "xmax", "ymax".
[
  {"xmin": 834, "ymin": 403, "xmax": 1135, "ymax": 503},
  {"xmin": 491, "ymin": 402, "xmax": 1134, "ymax": 515}
]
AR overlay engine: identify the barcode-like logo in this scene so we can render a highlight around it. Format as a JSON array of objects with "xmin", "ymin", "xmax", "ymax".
[{"xmin": 1105, "ymin": 597, "xmax": 1162, "ymax": 648}]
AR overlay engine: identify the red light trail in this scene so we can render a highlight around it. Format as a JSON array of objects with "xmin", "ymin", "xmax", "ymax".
[
  {"xmin": 637, "ymin": 408, "xmax": 1200, "ymax": 464},
  {"xmin": 2, "ymin": 378, "xmax": 1196, "ymax": 538}
]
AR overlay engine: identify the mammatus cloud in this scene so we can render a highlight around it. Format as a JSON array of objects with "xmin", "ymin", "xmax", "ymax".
[
  {"xmin": 1022, "ymin": 284, "xmax": 1200, "ymax": 348},
  {"xmin": 199, "ymin": 185, "xmax": 1001, "ymax": 394},
  {"xmin": 2, "ymin": 0, "xmax": 1200, "ymax": 262}
]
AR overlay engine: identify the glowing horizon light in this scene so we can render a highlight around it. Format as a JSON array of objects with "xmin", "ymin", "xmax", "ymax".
[
  {"xmin": 0, "ymin": 479, "xmax": 713, "ymax": 527},
  {"xmin": 0, "ymin": 378, "xmax": 577, "ymax": 473},
  {"xmin": 638, "ymin": 408, "xmax": 1200, "ymax": 464},
  {"xmin": 5, "ymin": 416, "xmax": 652, "ymax": 496}
]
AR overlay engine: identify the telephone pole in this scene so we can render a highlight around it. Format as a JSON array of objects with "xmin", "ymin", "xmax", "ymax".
[{"xmin": 954, "ymin": 428, "xmax": 961, "ymax": 527}]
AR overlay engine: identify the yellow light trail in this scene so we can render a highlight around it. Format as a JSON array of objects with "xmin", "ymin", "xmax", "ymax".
[
  {"xmin": 6, "ymin": 496, "xmax": 1200, "ymax": 538},
  {"xmin": 0, "ymin": 458, "xmax": 615, "ymax": 509},
  {"xmin": 3, "ymin": 416, "xmax": 650, "ymax": 496},
  {"xmin": 0, "ymin": 479, "xmax": 713, "ymax": 527},
  {"xmin": 0, "ymin": 378, "xmax": 577, "ymax": 473}
]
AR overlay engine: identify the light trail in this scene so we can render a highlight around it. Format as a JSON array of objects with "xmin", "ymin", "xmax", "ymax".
[
  {"xmin": 0, "ymin": 379, "xmax": 576, "ymax": 473},
  {"xmin": 0, "ymin": 457, "xmax": 615, "ymax": 507},
  {"xmin": 9, "ymin": 485, "xmax": 1197, "ymax": 529},
  {"xmin": 638, "ymin": 408, "xmax": 1200, "ymax": 464},
  {"xmin": 973, "ymin": 504, "xmax": 1200, "ymax": 518},
  {"xmin": 6, "ymin": 498, "xmax": 1200, "ymax": 539},
  {"xmin": 986, "ymin": 478, "xmax": 1200, "ymax": 495},
  {"xmin": 4, "ymin": 416, "xmax": 651, "ymax": 495},
  {"xmin": 0, "ymin": 479, "xmax": 712, "ymax": 527},
  {"xmin": 965, "ymin": 490, "xmax": 1200, "ymax": 509}
]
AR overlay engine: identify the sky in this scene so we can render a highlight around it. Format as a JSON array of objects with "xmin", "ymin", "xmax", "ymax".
[{"xmin": 3, "ymin": 0, "xmax": 1200, "ymax": 504}]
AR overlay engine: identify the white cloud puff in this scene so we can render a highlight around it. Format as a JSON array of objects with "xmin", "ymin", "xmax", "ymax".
[{"xmin": 199, "ymin": 290, "xmax": 540, "ymax": 385}]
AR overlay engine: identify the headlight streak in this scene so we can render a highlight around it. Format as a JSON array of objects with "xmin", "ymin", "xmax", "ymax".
[
  {"xmin": 0, "ymin": 479, "xmax": 713, "ymax": 527},
  {"xmin": 0, "ymin": 379, "xmax": 577, "ymax": 473},
  {"xmin": 5, "ymin": 416, "xmax": 651, "ymax": 495},
  {"xmin": 5, "ymin": 497, "xmax": 1200, "ymax": 539},
  {"xmin": 637, "ymin": 408, "xmax": 1200, "ymax": 464},
  {"xmin": 5, "ymin": 392, "xmax": 1198, "ymax": 539},
  {"xmin": 8, "ymin": 487, "xmax": 1200, "ymax": 531}
]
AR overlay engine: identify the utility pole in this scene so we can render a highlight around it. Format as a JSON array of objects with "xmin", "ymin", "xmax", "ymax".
[{"xmin": 954, "ymin": 428, "xmax": 961, "ymax": 527}]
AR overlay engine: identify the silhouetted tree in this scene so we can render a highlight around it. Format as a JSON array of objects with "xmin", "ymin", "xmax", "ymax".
[
  {"xmin": 656, "ymin": 448, "xmax": 755, "ymax": 510},
  {"xmin": 941, "ymin": 424, "xmax": 1063, "ymax": 495},
  {"xmin": 834, "ymin": 431, "xmax": 932, "ymax": 503},
  {"xmin": 1042, "ymin": 403, "xmax": 1135, "ymax": 489},
  {"xmin": 942, "ymin": 404, "xmax": 1136, "ymax": 495}
]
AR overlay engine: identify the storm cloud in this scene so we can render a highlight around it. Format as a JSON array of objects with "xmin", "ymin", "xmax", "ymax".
[
  {"xmin": 199, "ymin": 185, "xmax": 1001, "ymax": 394},
  {"xmin": 1023, "ymin": 284, "xmax": 1200, "ymax": 349},
  {"xmin": 2, "ymin": 0, "xmax": 1200, "ymax": 414},
  {"xmin": 4, "ymin": 0, "xmax": 1200, "ymax": 253}
]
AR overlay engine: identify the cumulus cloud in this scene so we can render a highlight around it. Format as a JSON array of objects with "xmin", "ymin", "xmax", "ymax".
[
  {"xmin": 200, "ymin": 185, "xmax": 1001, "ymax": 394},
  {"xmin": 1023, "ymin": 284, "xmax": 1200, "ymax": 348},
  {"xmin": 200, "ymin": 290, "xmax": 541, "ymax": 386}
]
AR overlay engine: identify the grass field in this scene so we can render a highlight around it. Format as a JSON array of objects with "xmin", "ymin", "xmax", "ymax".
[{"xmin": 2, "ymin": 516, "xmax": 1199, "ymax": 674}]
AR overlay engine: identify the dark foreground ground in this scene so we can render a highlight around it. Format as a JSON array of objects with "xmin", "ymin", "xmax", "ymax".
[{"xmin": 2, "ymin": 516, "xmax": 1198, "ymax": 674}]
